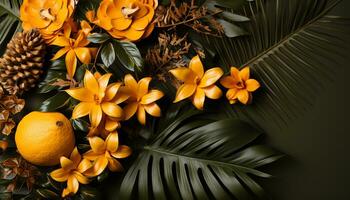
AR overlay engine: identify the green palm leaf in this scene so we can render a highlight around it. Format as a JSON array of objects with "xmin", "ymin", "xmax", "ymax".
[
  {"xmin": 0, "ymin": 0, "xmax": 22, "ymax": 55},
  {"xmin": 119, "ymin": 109, "xmax": 282, "ymax": 199},
  {"xmin": 203, "ymin": 0, "xmax": 350, "ymax": 128}
]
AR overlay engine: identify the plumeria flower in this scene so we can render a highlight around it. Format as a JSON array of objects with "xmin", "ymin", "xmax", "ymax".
[
  {"xmin": 66, "ymin": 70, "xmax": 124, "ymax": 128},
  {"xmin": 51, "ymin": 21, "xmax": 93, "ymax": 78},
  {"xmin": 220, "ymin": 67, "xmax": 260, "ymax": 104},
  {"xmin": 50, "ymin": 147, "xmax": 92, "ymax": 197},
  {"xmin": 170, "ymin": 55, "xmax": 224, "ymax": 110},
  {"xmin": 83, "ymin": 132, "xmax": 132, "ymax": 177},
  {"xmin": 122, "ymin": 75, "xmax": 164, "ymax": 125}
]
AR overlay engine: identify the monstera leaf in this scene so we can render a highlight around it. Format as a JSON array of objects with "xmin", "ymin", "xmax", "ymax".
[
  {"xmin": 0, "ymin": 0, "xmax": 22, "ymax": 55},
  {"xmin": 119, "ymin": 109, "xmax": 282, "ymax": 199},
  {"xmin": 202, "ymin": 0, "xmax": 350, "ymax": 128}
]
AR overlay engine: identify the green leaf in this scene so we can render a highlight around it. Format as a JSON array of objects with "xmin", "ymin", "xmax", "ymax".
[
  {"xmin": 120, "ymin": 112, "xmax": 281, "ymax": 199},
  {"xmin": 202, "ymin": 0, "xmax": 350, "ymax": 128},
  {"xmin": 220, "ymin": 12, "xmax": 250, "ymax": 22},
  {"xmin": 36, "ymin": 189, "xmax": 60, "ymax": 200},
  {"xmin": 72, "ymin": 119, "xmax": 90, "ymax": 132},
  {"xmin": 113, "ymin": 40, "xmax": 144, "ymax": 72},
  {"xmin": 101, "ymin": 42, "xmax": 116, "ymax": 67},
  {"xmin": 88, "ymin": 33, "xmax": 110, "ymax": 44},
  {"xmin": 39, "ymin": 92, "xmax": 71, "ymax": 112},
  {"xmin": 217, "ymin": 19, "xmax": 248, "ymax": 37},
  {"xmin": 74, "ymin": 0, "xmax": 101, "ymax": 21},
  {"xmin": 206, "ymin": 0, "xmax": 249, "ymax": 9},
  {"xmin": 0, "ymin": 0, "xmax": 22, "ymax": 55}
]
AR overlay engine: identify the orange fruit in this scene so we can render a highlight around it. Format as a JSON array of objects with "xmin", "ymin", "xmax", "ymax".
[{"xmin": 15, "ymin": 112, "xmax": 75, "ymax": 166}]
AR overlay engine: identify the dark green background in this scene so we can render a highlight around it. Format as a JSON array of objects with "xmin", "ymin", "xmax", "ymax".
[{"xmin": 262, "ymin": 1, "xmax": 350, "ymax": 199}]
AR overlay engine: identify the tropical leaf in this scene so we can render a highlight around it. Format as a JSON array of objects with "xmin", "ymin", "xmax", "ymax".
[
  {"xmin": 0, "ymin": 0, "xmax": 22, "ymax": 55},
  {"xmin": 202, "ymin": 0, "xmax": 350, "ymax": 129},
  {"xmin": 119, "ymin": 109, "xmax": 282, "ymax": 199}
]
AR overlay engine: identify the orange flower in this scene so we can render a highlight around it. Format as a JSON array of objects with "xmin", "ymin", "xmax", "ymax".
[
  {"xmin": 66, "ymin": 70, "xmax": 124, "ymax": 128},
  {"xmin": 83, "ymin": 133, "xmax": 132, "ymax": 177},
  {"xmin": 170, "ymin": 55, "xmax": 223, "ymax": 110},
  {"xmin": 87, "ymin": 0, "xmax": 158, "ymax": 41},
  {"xmin": 20, "ymin": 0, "xmax": 75, "ymax": 44},
  {"xmin": 51, "ymin": 21, "xmax": 93, "ymax": 78},
  {"xmin": 220, "ymin": 67, "xmax": 260, "ymax": 104},
  {"xmin": 121, "ymin": 75, "xmax": 164, "ymax": 125},
  {"xmin": 50, "ymin": 147, "xmax": 92, "ymax": 197}
]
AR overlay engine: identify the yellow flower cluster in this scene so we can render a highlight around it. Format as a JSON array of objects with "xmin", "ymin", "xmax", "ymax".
[{"xmin": 170, "ymin": 56, "xmax": 261, "ymax": 110}]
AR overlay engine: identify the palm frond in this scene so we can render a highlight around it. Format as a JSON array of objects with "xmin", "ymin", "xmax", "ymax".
[
  {"xmin": 0, "ymin": 0, "xmax": 22, "ymax": 55},
  {"xmin": 202, "ymin": 0, "xmax": 350, "ymax": 129},
  {"xmin": 119, "ymin": 109, "xmax": 282, "ymax": 199}
]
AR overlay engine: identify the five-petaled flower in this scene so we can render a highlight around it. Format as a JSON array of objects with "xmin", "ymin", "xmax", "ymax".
[
  {"xmin": 220, "ymin": 67, "xmax": 260, "ymax": 105},
  {"xmin": 86, "ymin": 0, "xmax": 158, "ymax": 41},
  {"xmin": 83, "ymin": 132, "xmax": 132, "ymax": 177},
  {"xmin": 65, "ymin": 70, "xmax": 124, "ymax": 128},
  {"xmin": 20, "ymin": 0, "xmax": 75, "ymax": 44},
  {"xmin": 50, "ymin": 147, "xmax": 92, "ymax": 197},
  {"xmin": 51, "ymin": 21, "xmax": 93, "ymax": 78},
  {"xmin": 122, "ymin": 75, "xmax": 164, "ymax": 125},
  {"xmin": 170, "ymin": 55, "xmax": 223, "ymax": 110}
]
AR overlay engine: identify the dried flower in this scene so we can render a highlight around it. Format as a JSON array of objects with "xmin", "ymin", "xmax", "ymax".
[{"xmin": 0, "ymin": 94, "xmax": 25, "ymax": 135}]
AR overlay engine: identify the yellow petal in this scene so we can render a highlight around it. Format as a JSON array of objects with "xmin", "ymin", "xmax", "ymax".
[
  {"xmin": 73, "ymin": 171, "xmax": 89, "ymax": 184},
  {"xmin": 169, "ymin": 68, "xmax": 197, "ymax": 84},
  {"xmin": 88, "ymin": 137, "xmax": 106, "ymax": 154},
  {"xmin": 62, "ymin": 188, "xmax": 71, "ymax": 198},
  {"xmin": 89, "ymin": 104, "xmax": 103, "ymax": 127},
  {"xmin": 66, "ymin": 88, "xmax": 94, "ymax": 102},
  {"xmin": 137, "ymin": 105, "xmax": 146, "ymax": 125},
  {"xmin": 77, "ymin": 158, "xmax": 93, "ymax": 173},
  {"xmin": 84, "ymin": 70, "xmax": 100, "ymax": 95},
  {"xmin": 60, "ymin": 157, "xmax": 74, "ymax": 171},
  {"xmin": 105, "ymin": 117, "xmax": 120, "ymax": 132},
  {"xmin": 52, "ymin": 47, "xmax": 70, "ymax": 60},
  {"xmin": 123, "ymin": 102, "xmax": 138, "ymax": 120},
  {"xmin": 67, "ymin": 175, "xmax": 79, "ymax": 194},
  {"xmin": 70, "ymin": 147, "xmax": 81, "ymax": 168},
  {"xmin": 101, "ymin": 102, "xmax": 123, "ymax": 118},
  {"xmin": 72, "ymin": 102, "xmax": 92, "ymax": 119},
  {"xmin": 113, "ymin": 91, "xmax": 130, "ymax": 104},
  {"xmin": 83, "ymin": 150, "xmax": 101, "ymax": 161},
  {"xmin": 104, "ymin": 82, "xmax": 122, "ymax": 101},
  {"xmin": 124, "ymin": 74, "xmax": 138, "ymax": 93},
  {"xmin": 50, "ymin": 168, "xmax": 69, "ymax": 182},
  {"xmin": 226, "ymin": 88, "xmax": 238, "ymax": 100},
  {"xmin": 111, "ymin": 145, "xmax": 132, "ymax": 159},
  {"xmin": 140, "ymin": 90, "xmax": 164, "ymax": 105},
  {"xmin": 98, "ymin": 73, "xmax": 113, "ymax": 93},
  {"xmin": 143, "ymin": 103, "xmax": 161, "ymax": 117},
  {"xmin": 204, "ymin": 85, "xmax": 222, "ymax": 100},
  {"xmin": 220, "ymin": 76, "xmax": 236, "ymax": 89},
  {"xmin": 245, "ymin": 79, "xmax": 260, "ymax": 92},
  {"xmin": 107, "ymin": 157, "xmax": 123, "ymax": 172},
  {"xmin": 237, "ymin": 90, "xmax": 249, "ymax": 104},
  {"xmin": 189, "ymin": 55, "xmax": 204, "ymax": 78},
  {"xmin": 199, "ymin": 67, "xmax": 224, "ymax": 88},
  {"xmin": 106, "ymin": 132, "xmax": 119, "ymax": 153},
  {"xmin": 74, "ymin": 47, "xmax": 91, "ymax": 64},
  {"xmin": 52, "ymin": 36, "xmax": 70, "ymax": 47},
  {"xmin": 137, "ymin": 77, "xmax": 152, "ymax": 100},
  {"xmin": 84, "ymin": 156, "xmax": 108, "ymax": 177},
  {"xmin": 239, "ymin": 67, "xmax": 250, "ymax": 81},
  {"xmin": 230, "ymin": 67, "xmax": 241, "ymax": 81},
  {"xmin": 192, "ymin": 88, "xmax": 205, "ymax": 110},
  {"xmin": 174, "ymin": 84, "xmax": 197, "ymax": 103},
  {"xmin": 66, "ymin": 50, "xmax": 77, "ymax": 78}
]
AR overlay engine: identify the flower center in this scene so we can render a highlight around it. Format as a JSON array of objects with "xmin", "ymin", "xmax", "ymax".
[
  {"xmin": 236, "ymin": 81, "xmax": 245, "ymax": 89},
  {"xmin": 40, "ymin": 8, "xmax": 56, "ymax": 21},
  {"xmin": 121, "ymin": 3, "xmax": 140, "ymax": 19},
  {"xmin": 195, "ymin": 77, "xmax": 201, "ymax": 85},
  {"xmin": 94, "ymin": 94, "xmax": 100, "ymax": 104}
]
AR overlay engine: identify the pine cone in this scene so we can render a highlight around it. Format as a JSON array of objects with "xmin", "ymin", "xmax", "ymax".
[{"xmin": 0, "ymin": 29, "xmax": 46, "ymax": 95}]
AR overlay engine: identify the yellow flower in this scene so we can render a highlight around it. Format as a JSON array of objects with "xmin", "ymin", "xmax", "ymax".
[
  {"xmin": 65, "ymin": 70, "xmax": 124, "ymax": 128},
  {"xmin": 83, "ymin": 132, "xmax": 132, "ymax": 177},
  {"xmin": 122, "ymin": 75, "xmax": 164, "ymax": 125},
  {"xmin": 88, "ymin": 116, "xmax": 122, "ymax": 138},
  {"xmin": 20, "ymin": 0, "xmax": 75, "ymax": 44},
  {"xmin": 87, "ymin": 0, "xmax": 158, "ymax": 41},
  {"xmin": 220, "ymin": 67, "xmax": 260, "ymax": 104},
  {"xmin": 51, "ymin": 21, "xmax": 93, "ymax": 78},
  {"xmin": 50, "ymin": 147, "xmax": 92, "ymax": 197},
  {"xmin": 170, "ymin": 55, "xmax": 224, "ymax": 110}
]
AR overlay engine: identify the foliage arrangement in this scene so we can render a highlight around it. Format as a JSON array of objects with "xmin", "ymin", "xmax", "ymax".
[{"xmin": 0, "ymin": 0, "xmax": 349, "ymax": 199}]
